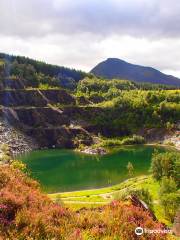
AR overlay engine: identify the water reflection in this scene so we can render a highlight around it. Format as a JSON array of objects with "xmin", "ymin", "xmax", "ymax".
[{"xmin": 20, "ymin": 146, "xmax": 167, "ymax": 193}]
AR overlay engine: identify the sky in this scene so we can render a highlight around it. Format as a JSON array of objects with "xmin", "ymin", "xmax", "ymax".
[{"xmin": 0, "ymin": 0, "xmax": 180, "ymax": 77}]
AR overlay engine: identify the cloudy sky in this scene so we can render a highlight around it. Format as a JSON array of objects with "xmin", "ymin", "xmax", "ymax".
[{"xmin": 0, "ymin": 0, "xmax": 180, "ymax": 77}]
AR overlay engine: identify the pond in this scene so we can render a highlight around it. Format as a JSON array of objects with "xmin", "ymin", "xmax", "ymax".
[{"xmin": 20, "ymin": 145, "xmax": 167, "ymax": 193}]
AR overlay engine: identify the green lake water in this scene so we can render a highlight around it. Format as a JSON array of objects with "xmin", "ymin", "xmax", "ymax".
[{"xmin": 20, "ymin": 145, "xmax": 167, "ymax": 193}]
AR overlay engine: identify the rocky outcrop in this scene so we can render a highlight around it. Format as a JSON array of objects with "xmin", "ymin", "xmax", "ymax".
[
  {"xmin": 26, "ymin": 126, "xmax": 92, "ymax": 148},
  {"xmin": 139, "ymin": 128, "xmax": 167, "ymax": 143},
  {"xmin": 130, "ymin": 194, "xmax": 157, "ymax": 221},
  {"xmin": 80, "ymin": 147, "xmax": 107, "ymax": 155},
  {"xmin": 163, "ymin": 130, "xmax": 180, "ymax": 150},
  {"xmin": 1, "ymin": 107, "xmax": 70, "ymax": 128},
  {"xmin": 0, "ymin": 118, "xmax": 38, "ymax": 155},
  {"xmin": 0, "ymin": 107, "xmax": 93, "ymax": 149},
  {"xmin": 139, "ymin": 127, "xmax": 180, "ymax": 151}
]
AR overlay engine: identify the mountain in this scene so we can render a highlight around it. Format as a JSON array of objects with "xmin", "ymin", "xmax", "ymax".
[{"xmin": 91, "ymin": 58, "xmax": 180, "ymax": 86}]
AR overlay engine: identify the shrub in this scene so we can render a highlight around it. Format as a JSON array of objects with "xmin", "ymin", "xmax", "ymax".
[
  {"xmin": 101, "ymin": 138, "xmax": 122, "ymax": 147},
  {"xmin": 101, "ymin": 135, "xmax": 145, "ymax": 147},
  {"xmin": 160, "ymin": 193, "xmax": 180, "ymax": 223},
  {"xmin": 0, "ymin": 166, "xmax": 74, "ymax": 239},
  {"xmin": 127, "ymin": 162, "xmax": 134, "ymax": 177},
  {"xmin": 0, "ymin": 165, "xmax": 171, "ymax": 239},
  {"xmin": 76, "ymin": 201, "xmax": 168, "ymax": 239},
  {"xmin": 11, "ymin": 160, "xmax": 27, "ymax": 172},
  {"xmin": 121, "ymin": 135, "xmax": 145, "ymax": 145},
  {"xmin": 0, "ymin": 144, "xmax": 11, "ymax": 163}
]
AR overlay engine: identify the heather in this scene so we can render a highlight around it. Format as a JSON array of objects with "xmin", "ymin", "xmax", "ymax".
[{"xmin": 0, "ymin": 165, "xmax": 171, "ymax": 240}]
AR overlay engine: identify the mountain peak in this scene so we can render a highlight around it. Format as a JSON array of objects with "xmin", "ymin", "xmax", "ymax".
[
  {"xmin": 90, "ymin": 58, "xmax": 180, "ymax": 86},
  {"xmin": 106, "ymin": 57, "xmax": 122, "ymax": 61},
  {"xmin": 106, "ymin": 58, "xmax": 127, "ymax": 63}
]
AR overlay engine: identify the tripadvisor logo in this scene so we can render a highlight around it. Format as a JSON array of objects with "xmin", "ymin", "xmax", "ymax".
[
  {"xmin": 135, "ymin": 227, "xmax": 144, "ymax": 236},
  {"xmin": 135, "ymin": 227, "xmax": 172, "ymax": 236}
]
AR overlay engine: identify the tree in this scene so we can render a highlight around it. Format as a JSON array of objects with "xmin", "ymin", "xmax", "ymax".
[
  {"xmin": 151, "ymin": 150, "xmax": 179, "ymax": 185},
  {"xmin": 159, "ymin": 177, "xmax": 177, "ymax": 195},
  {"xmin": 127, "ymin": 162, "xmax": 134, "ymax": 177},
  {"xmin": 159, "ymin": 177, "xmax": 180, "ymax": 222}
]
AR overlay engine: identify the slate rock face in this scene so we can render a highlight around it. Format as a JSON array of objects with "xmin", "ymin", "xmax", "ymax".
[
  {"xmin": 25, "ymin": 126, "xmax": 92, "ymax": 148},
  {"xmin": 0, "ymin": 79, "xmax": 27, "ymax": 90},
  {"xmin": 1, "ymin": 107, "xmax": 70, "ymax": 127},
  {"xmin": 0, "ymin": 88, "xmax": 92, "ymax": 150},
  {"xmin": 0, "ymin": 89, "xmax": 76, "ymax": 107},
  {"xmin": 91, "ymin": 58, "xmax": 180, "ymax": 86}
]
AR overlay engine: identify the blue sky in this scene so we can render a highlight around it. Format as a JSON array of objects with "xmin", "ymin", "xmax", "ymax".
[{"xmin": 0, "ymin": 0, "xmax": 180, "ymax": 77}]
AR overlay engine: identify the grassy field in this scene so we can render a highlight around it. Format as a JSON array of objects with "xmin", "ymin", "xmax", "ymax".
[
  {"xmin": 48, "ymin": 175, "xmax": 170, "ymax": 225},
  {"xmin": 49, "ymin": 176, "xmax": 147, "ymax": 199}
]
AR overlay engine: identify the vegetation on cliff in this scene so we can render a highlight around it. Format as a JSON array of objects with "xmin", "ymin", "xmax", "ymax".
[
  {"xmin": 76, "ymin": 77, "xmax": 180, "ymax": 136},
  {"xmin": 0, "ymin": 56, "xmax": 179, "ymax": 150}
]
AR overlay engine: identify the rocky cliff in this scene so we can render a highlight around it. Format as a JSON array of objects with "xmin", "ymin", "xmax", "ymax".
[
  {"xmin": 0, "ymin": 88, "xmax": 93, "ymax": 152},
  {"xmin": 0, "ymin": 89, "xmax": 76, "ymax": 107}
]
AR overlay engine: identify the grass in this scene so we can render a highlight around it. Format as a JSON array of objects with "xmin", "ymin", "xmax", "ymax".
[
  {"xmin": 102, "ymin": 135, "xmax": 145, "ymax": 147},
  {"xmin": 63, "ymin": 202, "xmax": 107, "ymax": 210},
  {"xmin": 49, "ymin": 175, "xmax": 172, "ymax": 225},
  {"xmin": 49, "ymin": 176, "xmax": 148, "ymax": 199},
  {"xmin": 111, "ymin": 177, "xmax": 172, "ymax": 226}
]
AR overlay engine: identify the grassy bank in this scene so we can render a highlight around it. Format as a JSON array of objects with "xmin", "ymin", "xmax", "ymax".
[{"xmin": 49, "ymin": 175, "xmax": 171, "ymax": 225}]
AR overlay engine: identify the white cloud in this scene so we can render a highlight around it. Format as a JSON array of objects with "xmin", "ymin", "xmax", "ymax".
[{"xmin": 0, "ymin": 0, "xmax": 180, "ymax": 77}]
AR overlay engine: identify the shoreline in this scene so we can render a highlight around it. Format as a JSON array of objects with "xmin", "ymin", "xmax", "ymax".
[
  {"xmin": 48, "ymin": 175, "xmax": 149, "ymax": 198},
  {"xmin": 76, "ymin": 141, "xmax": 180, "ymax": 156},
  {"xmin": 15, "ymin": 141, "xmax": 180, "ymax": 157},
  {"xmin": 146, "ymin": 142, "xmax": 180, "ymax": 152},
  {"xmin": 48, "ymin": 143, "xmax": 179, "ymax": 197}
]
